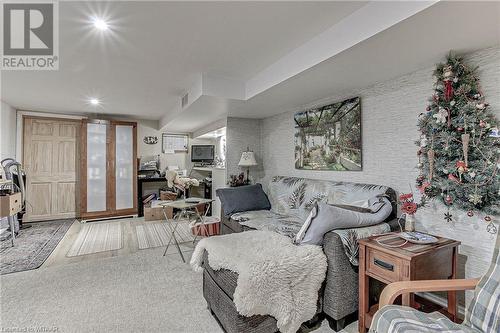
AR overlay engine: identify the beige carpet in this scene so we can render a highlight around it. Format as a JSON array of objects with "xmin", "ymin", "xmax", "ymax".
[
  {"xmin": 0, "ymin": 246, "xmax": 357, "ymax": 333},
  {"xmin": 67, "ymin": 222, "xmax": 123, "ymax": 257},
  {"xmin": 136, "ymin": 222, "xmax": 193, "ymax": 250}
]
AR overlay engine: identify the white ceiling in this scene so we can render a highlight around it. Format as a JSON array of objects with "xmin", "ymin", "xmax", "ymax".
[
  {"xmin": 1, "ymin": 1, "xmax": 366, "ymax": 120},
  {"xmin": 226, "ymin": 0, "xmax": 500, "ymax": 119},
  {"xmin": 2, "ymin": 1, "xmax": 499, "ymax": 133}
]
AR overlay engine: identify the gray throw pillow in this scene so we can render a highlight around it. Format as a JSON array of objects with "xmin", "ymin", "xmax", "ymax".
[
  {"xmin": 216, "ymin": 184, "xmax": 271, "ymax": 216},
  {"xmin": 298, "ymin": 197, "xmax": 393, "ymax": 245}
]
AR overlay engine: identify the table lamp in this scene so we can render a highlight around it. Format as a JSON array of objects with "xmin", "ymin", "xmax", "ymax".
[{"xmin": 238, "ymin": 148, "xmax": 258, "ymax": 184}]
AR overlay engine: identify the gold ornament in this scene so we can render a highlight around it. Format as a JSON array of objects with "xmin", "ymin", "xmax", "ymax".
[
  {"xmin": 427, "ymin": 148, "xmax": 435, "ymax": 180},
  {"xmin": 461, "ymin": 133, "xmax": 470, "ymax": 167}
]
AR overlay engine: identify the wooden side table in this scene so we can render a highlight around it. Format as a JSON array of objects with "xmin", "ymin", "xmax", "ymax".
[{"xmin": 358, "ymin": 233, "xmax": 460, "ymax": 333}]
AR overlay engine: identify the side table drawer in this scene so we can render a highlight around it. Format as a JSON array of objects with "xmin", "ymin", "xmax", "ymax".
[{"xmin": 366, "ymin": 249, "xmax": 403, "ymax": 282}]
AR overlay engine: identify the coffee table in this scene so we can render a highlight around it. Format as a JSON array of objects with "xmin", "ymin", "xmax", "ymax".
[{"xmin": 159, "ymin": 198, "xmax": 214, "ymax": 262}]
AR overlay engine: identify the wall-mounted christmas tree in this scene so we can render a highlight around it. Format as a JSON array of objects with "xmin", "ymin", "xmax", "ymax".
[{"xmin": 416, "ymin": 53, "xmax": 499, "ymax": 233}]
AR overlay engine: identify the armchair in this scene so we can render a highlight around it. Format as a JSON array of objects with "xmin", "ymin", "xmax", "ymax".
[{"xmin": 370, "ymin": 232, "xmax": 499, "ymax": 333}]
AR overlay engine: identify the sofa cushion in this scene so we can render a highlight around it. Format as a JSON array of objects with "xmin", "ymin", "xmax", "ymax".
[
  {"xmin": 267, "ymin": 176, "xmax": 395, "ymax": 221},
  {"xmin": 216, "ymin": 184, "xmax": 271, "ymax": 216},
  {"xmin": 298, "ymin": 197, "xmax": 393, "ymax": 245},
  {"xmin": 229, "ymin": 209, "xmax": 391, "ymax": 266}
]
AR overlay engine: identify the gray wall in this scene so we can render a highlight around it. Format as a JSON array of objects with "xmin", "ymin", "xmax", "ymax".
[
  {"xmin": 259, "ymin": 46, "xmax": 500, "ymax": 300},
  {"xmin": 0, "ymin": 101, "xmax": 17, "ymax": 160},
  {"xmin": 226, "ymin": 117, "xmax": 263, "ymax": 183}
]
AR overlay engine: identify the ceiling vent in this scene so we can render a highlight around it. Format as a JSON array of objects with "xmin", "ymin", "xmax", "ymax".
[{"xmin": 181, "ymin": 93, "xmax": 189, "ymax": 108}]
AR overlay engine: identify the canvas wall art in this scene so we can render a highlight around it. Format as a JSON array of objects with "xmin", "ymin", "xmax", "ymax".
[{"xmin": 294, "ymin": 97, "xmax": 362, "ymax": 171}]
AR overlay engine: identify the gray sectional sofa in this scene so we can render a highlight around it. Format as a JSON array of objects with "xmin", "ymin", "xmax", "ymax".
[{"xmin": 203, "ymin": 176, "xmax": 399, "ymax": 332}]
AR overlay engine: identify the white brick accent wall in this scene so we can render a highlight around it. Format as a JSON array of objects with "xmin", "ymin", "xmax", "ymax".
[{"xmin": 257, "ymin": 46, "xmax": 499, "ymax": 302}]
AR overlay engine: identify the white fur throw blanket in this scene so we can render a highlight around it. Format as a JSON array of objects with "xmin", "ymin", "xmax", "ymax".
[{"xmin": 191, "ymin": 230, "xmax": 327, "ymax": 333}]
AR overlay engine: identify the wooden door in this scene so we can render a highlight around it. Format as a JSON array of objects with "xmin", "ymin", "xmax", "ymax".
[{"xmin": 23, "ymin": 117, "xmax": 80, "ymax": 221}]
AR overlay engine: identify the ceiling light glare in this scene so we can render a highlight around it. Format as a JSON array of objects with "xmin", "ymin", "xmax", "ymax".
[
  {"xmin": 93, "ymin": 18, "xmax": 109, "ymax": 31},
  {"xmin": 90, "ymin": 98, "xmax": 100, "ymax": 105}
]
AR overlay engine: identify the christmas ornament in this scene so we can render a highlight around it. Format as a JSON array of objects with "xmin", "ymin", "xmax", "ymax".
[
  {"xmin": 420, "ymin": 135, "xmax": 428, "ymax": 147},
  {"xmin": 457, "ymin": 127, "xmax": 464, "ymax": 132},
  {"xmin": 444, "ymin": 211, "xmax": 453, "ymax": 222},
  {"xmin": 484, "ymin": 216, "xmax": 497, "ymax": 234},
  {"xmin": 479, "ymin": 120, "xmax": 486, "ymax": 128},
  {"xmin": 476, "ymin": 103, "xmax": 486, "ymax": 110},
  {"xmin": 468, "ymin": 193, "xmax": 482, "ymax": 205},
  {"xmin": 486, "ymin": 222, "xmax": 497, "ymax": 234},
  {"xmin": 418, "ymin": 182, "xmax": 431, "ymax": 194},
  {"xmin": 433, "ymin": 107, "xmax": 448, "ymax": 125},
  {"xmin": 448, "ymin": 173, "xmax": 460, "ymax": 184},
  {"xmin": 442, "ymin": 65, "xmax": 454, "ymax": 101},
  {"xmin": 445, "ymin": 194, "xmax": 453, "ymax": 205},
  {"xmin": 467, "ymin": 210, "xmax": 474, "ymax": 217},
  {"xmin": 450, "ymin": 100, "xmax": 456, "ymax": 107},
  {"xmin": 461, "ymin": 133, "xmax": 470, "ymax": 166},
  {"xmin": 426, "ymin": 106, "xmax": 431, "ymax": 112},
  {"xmin": 427, "ymin": 149, "xmax": 435, "ymax": 180}
]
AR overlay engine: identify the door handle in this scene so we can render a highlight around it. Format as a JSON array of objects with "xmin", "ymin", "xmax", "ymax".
[{"xmin": 374, "ymin": 258, "xmax": 394, "ymax": 271}]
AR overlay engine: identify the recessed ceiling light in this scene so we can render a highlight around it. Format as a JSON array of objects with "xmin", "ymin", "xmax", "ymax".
[
  {"xmin": 93, "ymin": 18, "xmax": 109, "ymax": 31},
  {"xmin": 90, "ymin": 98, "xmax": 100, "ymax": 105}
]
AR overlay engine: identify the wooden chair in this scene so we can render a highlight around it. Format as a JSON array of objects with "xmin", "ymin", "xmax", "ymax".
[{"xmin": 369, "ymin": 232, "xmax": 499, "ymax": 333}]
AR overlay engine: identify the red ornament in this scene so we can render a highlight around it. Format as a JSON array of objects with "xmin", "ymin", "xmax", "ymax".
[
  {"xmin": 456, "ymin": 161, "xmax": 467, "ymax": 173},
  {"xmin": 485, "ymin": 216, "xmax": 492, "ymax": 222},
  {"xmin": 418, "ymin": 182, "xmax": 431, "ymax": 193},
  {"xmin": 479, "ymin": 120, "xmax": 486, "ymax": 128},
  {"xmin": 467, "ymin": 211, "xmax": 474, "ymax": 217},
  {"xmin": 445, "ymin": 195, "xmax": 453, "ymax": 205},
  {"xmin": 448, "ymin": 174, "xmax": 460, "ymax": 183},
  {"xmin": 457, "ymin": 127, "xmax": 464, "ymax": 132},
  {"xmin": 444, "ymin": 81, "xmax": 454, "ymax": 101},
  {"xmin": 426, "ymin": 106, "xmax": 431, "ymax": 111}
]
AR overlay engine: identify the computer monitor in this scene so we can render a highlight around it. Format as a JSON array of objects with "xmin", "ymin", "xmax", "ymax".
[{"xmin": 191, "ymin": 145, "xmax": 215, "ymax": 163}]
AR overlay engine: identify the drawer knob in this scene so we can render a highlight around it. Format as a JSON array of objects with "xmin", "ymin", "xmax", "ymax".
[{"xmin": 374, "ymin": 258, "xmax": 394, "ymax": 271}]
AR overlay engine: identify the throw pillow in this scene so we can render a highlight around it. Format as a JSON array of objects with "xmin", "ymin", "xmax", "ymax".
[
  {"xmin": 294, "ymin": 205, "xmax": 318, "ymax": 244},
  {"xmin": 216, "ymin": 184, "xmax": 271, "ymax": 216},
  {"xmin": 298, "ymin": 197, "xmax": 393, "ymax": 245}
]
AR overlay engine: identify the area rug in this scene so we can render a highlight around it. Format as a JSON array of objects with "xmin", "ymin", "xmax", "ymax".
[
  {"xmin": 136, "ymin": 222, "xmax": 193, "ymax": 250},
  {"xmin": 67, "ymin": 222, "xmax": 123, "ymax": 257},
  {"xmin": 0, "ymin": 219, "xmax": 74, "ymax": 275}
]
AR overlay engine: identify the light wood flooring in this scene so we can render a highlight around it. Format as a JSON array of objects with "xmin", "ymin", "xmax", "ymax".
[{"xmin": 43, "ymin": 217, "xmax": 195, "ymax": 268}]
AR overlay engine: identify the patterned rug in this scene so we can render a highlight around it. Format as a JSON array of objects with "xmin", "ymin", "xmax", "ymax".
[
  {"xmin": 136, "ymin": 222, "xmax": 193, "ymax": 250},
  {"xmin": 0, "ymin": 219, "xmax": 74, "ymax": 275},
  {"xmin": 67, "ymin": 222, "xmax": 123, "ymax": 257}
]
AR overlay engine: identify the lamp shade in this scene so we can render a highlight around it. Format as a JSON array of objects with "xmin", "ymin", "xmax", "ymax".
[{"xmin": 238, "ymin": 151, "xmax": 257, "ymax": 166}]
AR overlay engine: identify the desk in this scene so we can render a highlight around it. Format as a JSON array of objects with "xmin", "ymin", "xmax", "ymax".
[
  {"xmin": 358, "ymin": 233, "xmax": 460, "ymax": 333},
  {"xmin": 160, "ymin": 198, "xmax": 214, "ymax": 263}
]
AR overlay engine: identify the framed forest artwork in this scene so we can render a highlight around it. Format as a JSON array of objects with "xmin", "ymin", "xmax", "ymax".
[{"xmin": 294, "ymin": 97, "xmax": 362, "ymax": 171}]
